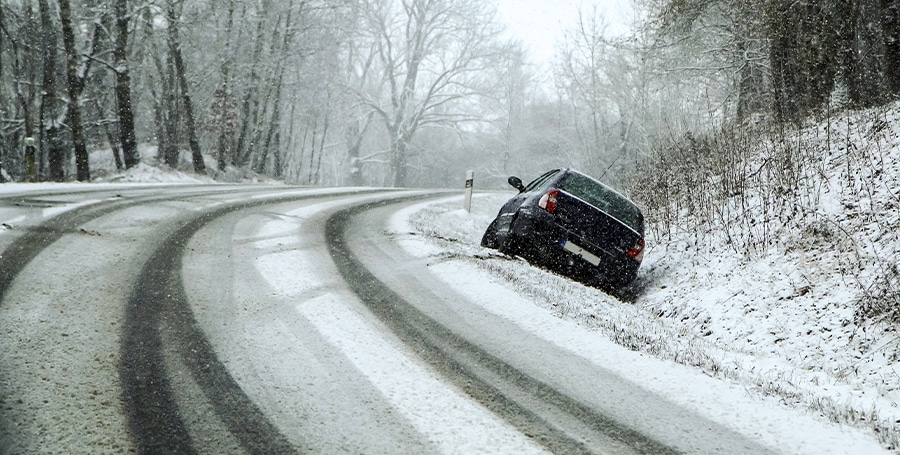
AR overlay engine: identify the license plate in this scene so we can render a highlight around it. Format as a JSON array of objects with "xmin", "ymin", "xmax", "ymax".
[{"xmin": 561, "ymin": 240, "xmax": 601, "ymax": 266}]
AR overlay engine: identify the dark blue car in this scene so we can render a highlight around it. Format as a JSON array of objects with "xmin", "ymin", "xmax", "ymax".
[{"xmin": 481, "ymin": 168, "xmax": 645, "ymax": 289}]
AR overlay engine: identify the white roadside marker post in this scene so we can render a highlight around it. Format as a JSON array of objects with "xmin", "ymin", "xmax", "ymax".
[
  {"xmin": 464, "ymin": 170, "xmax": 474, "ymax": 212},
  {"xmin": 24, "ymin": 137, "xmax": 36, "ymax": 183}
]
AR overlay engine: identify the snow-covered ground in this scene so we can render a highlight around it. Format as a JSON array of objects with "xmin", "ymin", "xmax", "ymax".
[{"xmin": 0, "ymin": 143, "xmax": 279, "ymax": 186}]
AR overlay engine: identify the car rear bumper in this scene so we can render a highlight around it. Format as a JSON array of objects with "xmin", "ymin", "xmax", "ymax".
[{"xmin": 511, "ymin": 208, "xmax": 640, "ymax": 286}]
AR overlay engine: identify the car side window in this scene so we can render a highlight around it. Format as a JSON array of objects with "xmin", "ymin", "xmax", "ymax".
[{"xmin": 523, "ymin": 169, "xmax": 560, "ymax": 193}]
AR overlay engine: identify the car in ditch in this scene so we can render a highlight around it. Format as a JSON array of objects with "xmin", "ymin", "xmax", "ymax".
[{"xmin": 481, "ymin": 168, "xmax": 645, "ymax": 289}]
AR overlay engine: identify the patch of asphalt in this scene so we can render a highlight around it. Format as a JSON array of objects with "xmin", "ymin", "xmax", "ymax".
[
  {"xmin": 0, "ymin": 183, "xmax": 264, "ymax": 204},
  {"xmin": 325, "ymin": 199, "xmax": 680, "ymax": 455},
  {"xmin": 122, "ymin": 199, "xmax": 298, "ymax": 454}
]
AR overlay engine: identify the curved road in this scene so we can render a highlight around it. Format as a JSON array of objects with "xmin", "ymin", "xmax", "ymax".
[{"xmin": 0, "ymin": 185, "xmax": 806, "ymax": 454}]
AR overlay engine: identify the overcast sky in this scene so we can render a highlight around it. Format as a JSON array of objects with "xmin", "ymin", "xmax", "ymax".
[{"xmin": 494, "ymin": 0, "xmax": 637, "ymax": 66}]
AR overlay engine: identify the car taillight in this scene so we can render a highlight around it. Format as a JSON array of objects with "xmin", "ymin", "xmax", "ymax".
[
  {"xmin": 627, "ymin": 238, "xmax": 645, "ymax": 262},
  {"xmin": 538, "ymin": 189, "xmax": 559, "ymax": 213}
]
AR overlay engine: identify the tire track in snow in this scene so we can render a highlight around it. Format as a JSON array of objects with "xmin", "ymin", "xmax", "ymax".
[
  {"xmin": 0, "ymin": 186, "xmax": 266, "ymax": 306},
  {"xmin": 121, "ymin": 188, "xmax": 397, "ymax": 454},
  {"xmin": 123, "ymin": 196, "xmax": 303, "ymax": 454}
]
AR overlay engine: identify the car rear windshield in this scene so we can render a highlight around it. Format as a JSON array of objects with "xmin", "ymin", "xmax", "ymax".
[
  {"xmin": 523, "ymin": 169, "xmax": 560, "ymax": 193},
  {"xmin": 559, "ymin": 172, "xmax": 643, "ymax": 233}
]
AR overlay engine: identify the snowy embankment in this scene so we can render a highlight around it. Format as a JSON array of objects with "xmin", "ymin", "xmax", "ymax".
[{"xmin": 398, "ymin": 105, "xmax": 900, "ymax": 453}]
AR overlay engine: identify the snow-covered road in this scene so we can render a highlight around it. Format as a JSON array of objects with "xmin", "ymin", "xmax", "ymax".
[{"xmin": 0, "ymin": 185, "xmax": 888, "ymax": 454}]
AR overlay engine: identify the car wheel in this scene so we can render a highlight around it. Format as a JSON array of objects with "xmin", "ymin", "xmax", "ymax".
[
  {"xmin": 498, "ymin": 215, "xmax": 523, "ymax": 257},
  {"xmin": 595, "ymin": 268, "xmax": 636, "ymax": 293},
  {"xmin": 480, "ymin": 218, "xmax": 500, "ymax": 249}
]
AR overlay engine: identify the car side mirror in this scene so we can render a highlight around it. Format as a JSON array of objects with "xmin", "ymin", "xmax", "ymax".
[{"xmin": 508, "ymin": 176, "xmax": 526, "ymax": 193}]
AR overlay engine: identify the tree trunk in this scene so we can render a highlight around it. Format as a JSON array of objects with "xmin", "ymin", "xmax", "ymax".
[
  {"xmin": 105, "ymin": 125, "xmax": 124, "ymax": 170},
  {"xmin": 216, "ymin": 121, "xmax": 233, "ymax": 172},
  {"xmin": 158, "ymin": 50, "xmax": 180, "ymax": 168},
  {"xmin": 306, "ymin": 113, "xmax": 319, "ymax": 183},
  {"xmin": 241, "ymin": 4, "xmax": 294, "ymax": 172},
  {"xmin": 766, "ymin": 1, "xmax": 837, "ymax": 123},
  {"xmin": 272, "ymin": 131, "xmax": 282, "ymax": 178},
  {"xmin": 168, "ymin": 0, "xmax": 205, "ymax": 174},
  {"xmin": 734, "ymin": 9, "xmax": 769, "ymax": 122},
  {"xmin": 254, "ymin": 74, "xmax": 284, "ymax": 174},
  {"xmin": 389, "ymin": 130, "xmax": 409, "ymax": 188},
  {"xmin": 93, "ymin": 100, "xmax": 124, "ymax": 170},
  {"xmin": 9, "ymin": 3, "xmax": 40, "ymax": 181},
  {"xmin": 836, "ymin": 0, "xmax": 889, "ymax": 107},
  {"xmin": 882, "ymin": 0, "xmax": 900, "ymax": 95},
  {"xmin": 38, "ymin": 0, "xmax": 64, "ymax": 182},
  {"xmin": 345, "ymin": 112, "xmax": 373, "ymax": 187},
  {"xmin": 314, "ymin": 112, "xmax": 329, "ymax": 185},
  {"xmin": 115, "ymin": 0, "xmax": 139, "ymax": 168},
  {"xmin": 27, "ymin": 7, "xmax": 37, "ymax": 178},
  {"xmin": 0, "ymin": 4, "xmax": 5, "ymax": 182},
  {"xmin": 216, "ymin": 0, "xmax": 236, "ymax": 171},
  {"xmin": 234, "ymin": 12, "xmax": 268, "ymax": 167},
  {"xmin": 59, "ymin": 0, "xmax": 92, "ymax": 181}
]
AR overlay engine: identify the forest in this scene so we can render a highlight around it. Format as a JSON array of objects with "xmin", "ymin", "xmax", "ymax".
[{"xmin": 1, "ymin": 0, "xmax": 899, "ymax": 191}]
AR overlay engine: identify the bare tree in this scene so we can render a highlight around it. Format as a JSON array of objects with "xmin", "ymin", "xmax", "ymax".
[
  {"xmin": 353, "ymin": 0, "xmax": 504, "ymax": 187},
  {"xmin": 233, "ymin": 4, "xmax": 269, "ymax": 168},
  {"xmin": 252, "ymin": 3, "xmax": 298, "ymax": 175},
  {"xmin": 342, "ymin": 30, "xmax": 379, "ymax": 185},
  {"xmin": 556, "ymin": 5, "xmax": 659, "ymax": 184},
  {"xmin": 235, "ymin": 0, "xmax": 292, "ymax": 171},
  {"xmin": 645, "ymin": 0, "xmax": 770, "ymax": 122},
  {"xmin": 495, "ymin": 43, "xmax": 532, "ymax": 175},
  {"xmin": 558, "ymin": 8, "xmax": 612, "ymax": 176}
]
